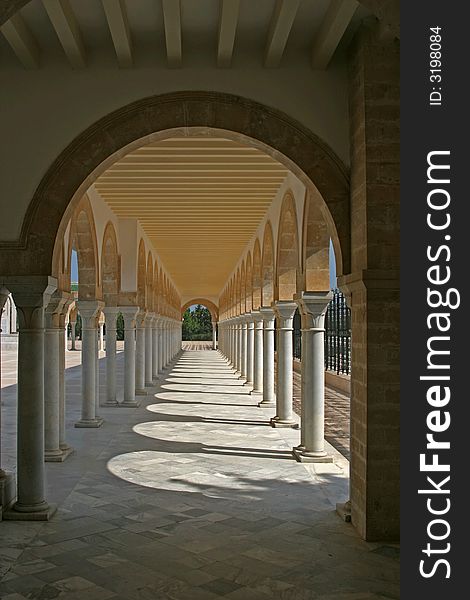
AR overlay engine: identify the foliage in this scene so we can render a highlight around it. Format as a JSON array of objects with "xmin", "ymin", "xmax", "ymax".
[
  {"xmin": 116, "ymin": 312, "xmax": 124, "ymax": 341},
  {"xmin": 182, "ymin": 305, "xmax": 212, "ymax": 340}
]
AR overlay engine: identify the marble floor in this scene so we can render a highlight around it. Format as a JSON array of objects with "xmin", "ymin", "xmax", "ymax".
[{"xmin": 0, "ymin": 348, "xmax": 399, "ymax": 599}]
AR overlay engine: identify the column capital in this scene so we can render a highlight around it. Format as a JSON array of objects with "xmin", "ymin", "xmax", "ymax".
[
  {"xmin": 6, "ymin": 276, "xmax": 57, "ymax": 330},
  {"xmin": 135, "ymin": 310, "xmax": 147, "ymax": 326},
  {"xmin": 294, "ymin": 291, "xmax": 332, "ymax": 323},
  {"xmin": 272, "ymin": 301, "xmax": 297, "ymax": 322},
  {"xmin": 77, "ymin": 300, "xmax": 104, "ymax": 328},
  {"xmin": 45, "ymin": 291, "xmax": 71, "ymax": 328},
  {"xmin": 250, "ymin": 310, "xmax": 263, "ymax": 323},
  {"xmin": 119, "ymin": 306, "xmax": 139, "ymax": 329},
  {"xmin": 259, "ymin": 306, "xmax": 275, "ymax": 321},
  {"xmin": 145, "ymin": 312, "xmax": 155, "ymax": 325},
  {"xmin": 103, "ymin": 306, "xmax": 120, "ymax": 329}
]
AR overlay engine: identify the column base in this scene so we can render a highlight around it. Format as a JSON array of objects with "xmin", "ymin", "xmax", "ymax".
[
  {"xmin": 336, "ymin": 501, "xmax": 352, "ymax": 523},
  {"xmin": 271, "ymin": 417, "xmax": 298, "ymax": 429},
  {"xmin": 292, "ymin": 447, "xmax": 333, "ymax": 463},
  {"xmin": 258, "ymin": 400, "xmax": 276, "ymax": 408},
  {"xmin": 103, "ymin": 399, "xmax": 119, "ymax": 407},
  {"xmin": 120, "ymin": 399, "xmax": 141, "ymax": 408},
  {"xmin": 135, "ymin": 389, "xmax": 148, "ymax": 396},
  {"xmin": 74, "ymin": 418, "xmax": 104, "ymax": 428},
  {"xmin": 243, "ymin": 381, "xmax": 253, "ymax": 387},
  {"xmin": 250, "ymin": 390, "xmax": 263, "ymax": 397},
  {"xmin": 45, "ymin": 446, "xmax": 74, "ymax": 462},
  {"xmin": 3, "ymin": 502, "xmax": 57, "ymax": 521},
  {"xmin": 152, "ymin": 377, "xmax": 160, "ymax": 384}
]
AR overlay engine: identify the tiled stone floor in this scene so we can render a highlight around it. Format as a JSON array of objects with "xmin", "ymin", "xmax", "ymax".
[{"xmin": 0, "ymin": 347, "xmax": 399, "ymax": 599}]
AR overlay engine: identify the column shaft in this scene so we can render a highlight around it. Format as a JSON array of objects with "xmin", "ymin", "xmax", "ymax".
[{"xmin": 272, "ymin": 302, "xmax": 297, "ymax": 427}]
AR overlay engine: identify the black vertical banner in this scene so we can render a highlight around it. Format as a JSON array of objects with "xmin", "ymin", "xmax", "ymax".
[{"xmin": 401, "ymin": 2, "xmax": 467, "ymax": 597}]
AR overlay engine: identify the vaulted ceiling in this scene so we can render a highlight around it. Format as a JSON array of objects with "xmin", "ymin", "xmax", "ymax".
[
  {"xmin": 0, "ymin": 0, "xmax": 370, "ymax": 70},
  {"xmin": 94, "ymin": 137, "xmax": 288, "ymax": 298}
]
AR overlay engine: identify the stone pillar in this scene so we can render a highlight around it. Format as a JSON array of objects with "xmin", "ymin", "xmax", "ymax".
[
  {"xmin": 0, "ymin": 289, "xmax": 12, "ymax": 506},
  {"xmin": 271, "ymin": 302, "xmax": 297, "ymax": 427},
  {"xmin": 58, "ymin": 307, "xmax": 73, "ymax": 457},
  {"xmin": 7, "ymin": 276, "xmax": 56, "ymax": 519},
  {"xmin": 234, "ymin": 320, "xmax": 240, "ymax": 373},
  {"xmin": 70, "ymin": 317, "xmax": 76, "ymax": 350},
  {"xmin": 152, "ymin": 315, "xmax": 159, "ymax": 382},
  {"xmin": 341, "ymin": 23, "xmax": 399, "ymax": 540},
  {"xmin": 212, "ymin": 321, "xmax": 217, "ymax": 350},
  {"xmin": 95, "ymin": 314, "xmax": 101, "ymax": 415},
  {"xmin": 74, "ymin": 301, "xmax": 104, "ymax": 428},
  {"xmin": 135, "ymin": 311, "xmax": 147, "ymax": 395},
  {"xmin": 293, "ymin": 292, "xmax": 333, "ymax": 462},
  {"xmin": 145, "ymin": 313, "xmax": 154, "ymax": 387},
  {"xmin": 250, "ymin": 311, "xmax": 263, "ymax": 396},
  {"xmin": 245, "ymin": 316, "xmax": 254, "ymax": 387},
  {"xmin": 239, "ymin": 317, "xmax": 247, "ymax": 380},
  {"xmin": 44, "ymin": 293, "xmax": 67, "ymax": 461},
  {"xmin": 120, "ymin": 307, "xmax": 140, "ymax": 407},
  {"xmin": 103, "ymin": 307, "xmax": 119, "ymax": 406},
  {"xmin": 99, "ymin": 321, "xmax": 105, "ymax": 351},
  {"xmin": 258, "ymin": 307, "xmax": 276, "ymax": 408},
  {"xmin": 157, "ymin": 319, "xmax": 164, "ymax": 374}
]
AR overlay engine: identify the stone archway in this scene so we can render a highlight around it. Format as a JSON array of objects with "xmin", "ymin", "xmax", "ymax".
[
  {"xmin": 276, "ymin": 192, "xmax": 300, "ymax": 301},
  {"xmin": 261, "ymin": 221, "xmax": 275, "ymax": 307},
  {"xmin": 181, "ymin": 299, "xmax": 219, "ymax": 323},
  {"xmin": 0, "ymin": 92, "xmax": 349, "ymax": 283}
]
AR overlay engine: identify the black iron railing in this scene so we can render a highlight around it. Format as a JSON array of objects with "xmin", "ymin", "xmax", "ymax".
[{"xmin": 325, "ymin": 289, "xmax": 351, "ymax": 375}]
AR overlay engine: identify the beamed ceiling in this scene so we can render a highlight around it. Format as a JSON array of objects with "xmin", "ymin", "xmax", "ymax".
[
  {"xmin": 94, "ymin": 137, "xmax": 288, "ymax": 298},
  {"xmin": 0, "ymin": 0, "xmax": 370, "ymax": 70}
]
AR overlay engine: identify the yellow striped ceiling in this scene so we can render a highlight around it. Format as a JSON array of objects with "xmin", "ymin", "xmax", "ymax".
[{"xmin": 94, "ymin": 137, "xmax": 288, "ymax": 298}]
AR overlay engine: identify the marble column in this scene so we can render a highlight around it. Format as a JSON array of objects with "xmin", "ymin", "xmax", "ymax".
[
  {"xmin": 58, "ymin": 307, "xmax": 73, "ymax": 458},
  {"xmin": 258, "ymin": 307, "xmax": 276, "ymax": 408},
  {"xmin": 70, "ymin": 318, "xmax": 76, "ymax": 350},
  {"xmin": 212, "ymin": 321, "xmax": 217, "ymax": 350},
  {"xmin": 293, "ymin": 292, "xmax": 333, "ymax": 462},
  {"xmin": 145, "ymin": 313, "xmax": 154, "ymax": 387},
  {"xmin": 44, "ymin": 293, "xmax": 67, "ymax": 461},
  {"xmin": 239, "ymin": 317, "xmax": 247, "ymax": 380},
  {"xmin": 0, "ymin": 289, "xmax": 13, "ymax": 509},
  {"xmin": 135, "ymin": 311, "xmax": 147, "ymax": 395},
  {"xmin": 152, "ymin": 315, "xmax": 159, "ymax": 382},
  {"xmin": 271, "ymin": 302, "xmax": 297, "ymax": 427},
  {"xmin": 99, "ymin": 321, "xmax": 105, "ymax": 351},
  {"xmin": 95, "ymin": 314, "xmax": 101, "ymax": 415},
  {"xmin": 103, "ymin": 307, "xmax": 119, "ymax": 406},
  {"xmin": 157, "ymin": 319, "xmax": 164, "ymax": 374},
  {"xmin": 120, "ymin": 307, "xmax": 140, "ymax": 407},
  {"xmin": 7, "ymin": 276, "xmax": 56, "ymax": 519},
  {"xmin": 234, "ymin": 320, "xmax": 240, "ymax": 373},
  {"xmin": 250, "ymin": 311, "xmax": 263, "ymax": 396},
  {"xmin": 245, "ymin": 316, "xmax": 254, "ymax": 387},
  {"xmin": 74, "ymin": 301, "xmax": 104, "ymax": 428}
]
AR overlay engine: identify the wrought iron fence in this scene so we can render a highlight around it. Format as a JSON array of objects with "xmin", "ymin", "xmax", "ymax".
[{"xmin": 325, "ymin": 289, "xmax": 351, "ymax": 375}]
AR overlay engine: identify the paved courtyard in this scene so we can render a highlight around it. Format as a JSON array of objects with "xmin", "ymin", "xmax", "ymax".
[{"xmin": 0, "ymin": 347, "xmax": 398, "ymax": 599}]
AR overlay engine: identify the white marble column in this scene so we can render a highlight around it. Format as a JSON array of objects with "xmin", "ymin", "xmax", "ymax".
[
  {"xmin": 99, "ymin": 321, "xmax": 105, "ymax": 351},
  {"xmin": 271, "ymin": 302, "xmax": 297, "ymax": 428},
  {"xmin": 74, "ymin": 301, "xmax": 104, "ymax": 428},
  {"xmin": 103, "ymin": 307, "xmax": 119, "ymax": 406},
  {"xmin": 258, "ymin": 307, "xmax": 276, "ymax": 408},
  {"xmin": 152, "ymin": 315, "xmax": 159, "ymax": 382},
  {"xmin": 157, "ymin": 319, "xmax": 164, "ymax": 374},
  {"xmin": 58, "ymin": 308, "xmax": 73, "ymax": 458},
  {"xmin": 145, "ymin": 313, "xmax": 154, "ymax": 387},
  {"xmin": 8, "ymin": 277, "xmax": 56, "ymax": 519},
  {"xmin": 293, "ymin": 292, "xmax": 333, "ymax": 462},
  {"xmin": 135, "ymin": 311, "xmax": 147, "ymax": 394},
  {"xmin": 120, "ymin": 307, "xmax": 140, "ymax": 407},
  {"xmin": 245, "ymin": 316, "xmax": 254, "ymax": 387},
  {"xmin": 212, "ymin": 321, "xmax": 217, "ymax": 350},
  {"xmin": 239, "ymin": 317, "xmax": 247, "ymax": 380},
  {"xmin": 234, "ymin": 320, "xmax": 240, "ymax": 373},
  {"xmin": 70, "ymin": 318, "xmax": 76, "ymax": 350},
  {"xmin": 250, "ymin": 311, "xmax": 263, "ymax": 396},
  {"xmin": 44, "ymin": 294, "xmax": 67, "ymax": 461},
  {"xmin": 95, "ymin": 314, "xmax": 101, "ymax": 415}
]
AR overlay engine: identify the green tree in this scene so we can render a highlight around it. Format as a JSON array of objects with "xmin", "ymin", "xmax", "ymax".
[{"xmin": 182, "ymin": 305, "xmax": 213, "ymax": 340}]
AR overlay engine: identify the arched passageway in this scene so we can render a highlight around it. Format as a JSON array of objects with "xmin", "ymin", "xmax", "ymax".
[{"xmin": 0, "ymin": 9, "xmax": 399, "ymax": 595}]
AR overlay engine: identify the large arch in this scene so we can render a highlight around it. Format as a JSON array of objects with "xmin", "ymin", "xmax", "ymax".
[
  {"xmin": 101, "ymin": 221, "xmax": 120, "ymax": 306},
  {"xmin": 136, "ymin": 240, "xmax": 146, "ymax": 310},
  {"xmin": 261, "ymin": 221, "xmax": 275, "ymax": 307},
  {"xmin": 252, "ymin": 239, "xmax": 262, "ymax": 310},
  {"xmin": 67, "ymin": 196, "xmax": 100, "ymax": 301},
  {"xmin": 0, "ymin": 92, "xmax": 349, "ymax": 283},
  {"xmin": 276, "ymin": 192, "xmax": 300, "ymax": 301},
  {"xmin": 181, "ymin": 299, "xmax": 219, "ymax": 322},
  {"xmin": 302, "ymin": 191, "xmax": 330, "ymax": 291}
]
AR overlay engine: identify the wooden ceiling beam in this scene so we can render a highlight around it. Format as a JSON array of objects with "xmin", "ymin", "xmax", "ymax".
[
  {"xmin": 42, "ymin": 0, "xmax": 86, "ymax": 68},
  {"xmin": 102, "ymin": 0, "xmax": 133, "ymax": 68},
  {"xmin": 0, "ymin": 13, "xmax": 39, "ymax": 68}
]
